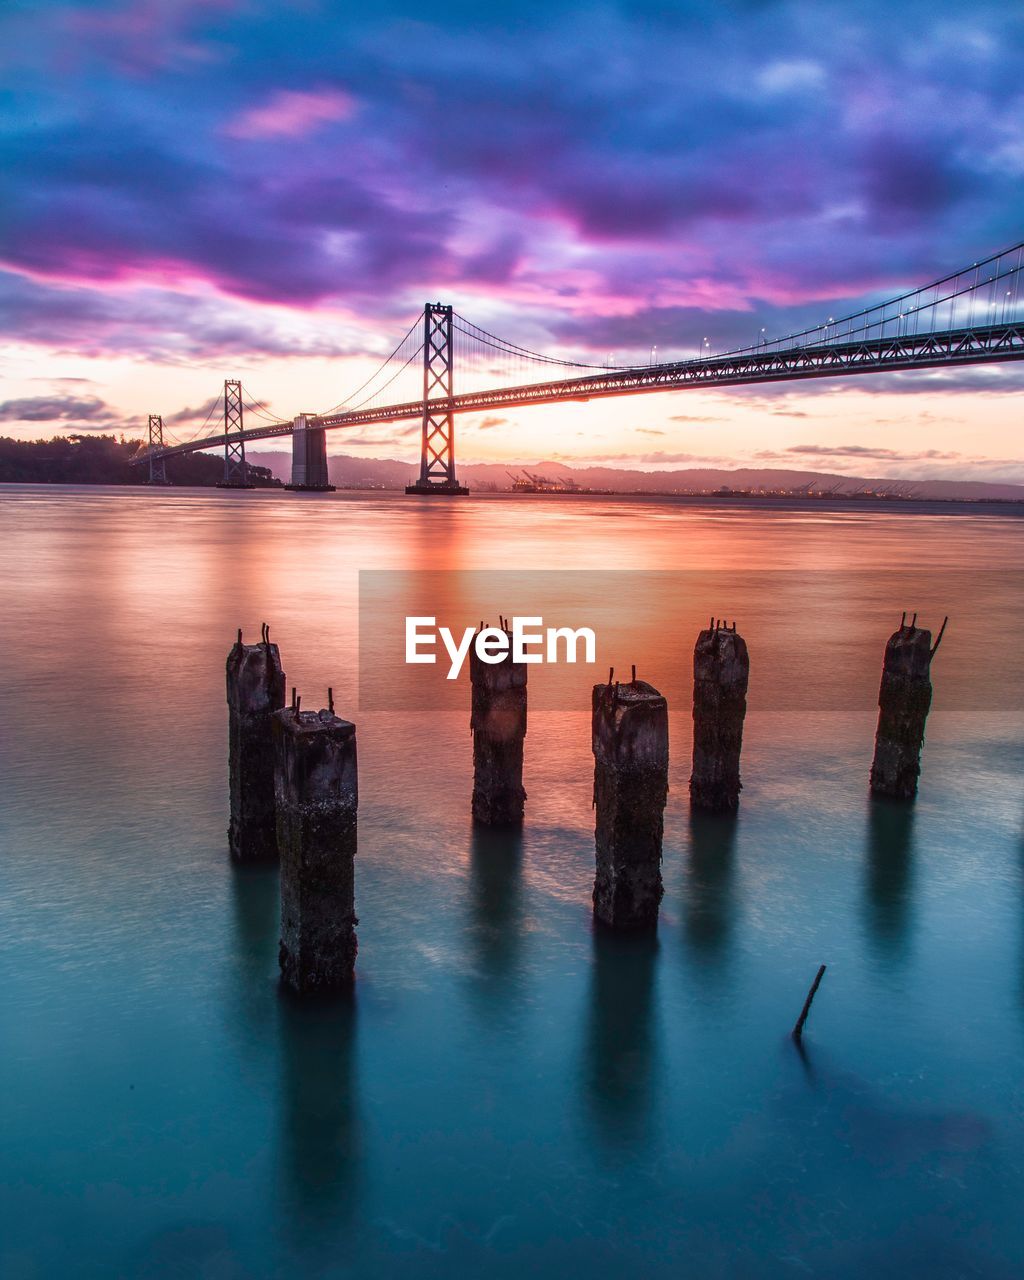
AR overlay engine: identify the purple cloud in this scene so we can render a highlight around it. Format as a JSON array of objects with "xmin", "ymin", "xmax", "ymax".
[
  {"xmin": 337, "ymin": 423, "xmax": 420, "ymax": 447},
  {"xmin": 163, "ymin": 398, "xmax": 221, "ymax": 426},
  {"xmin": 781, "ymin": 444, "xmax": 963, "ymax": 461},
  {"xmin": 224, "ymin": 88, "xmax": 357, "ymax": 140},
  {"xmin": 0, "ymin": 394, "xmax": 118, "ymax": 423},
  {"xmin": 0, "ymin": 272, "xmax": 386, "ymax": 361},
  {"xmin": 1, "ymin": 0, "xmax": 1022, "ymax": 375}
]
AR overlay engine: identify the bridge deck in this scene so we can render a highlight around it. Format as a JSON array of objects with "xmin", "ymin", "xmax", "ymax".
[{"xmin": 138, "ymin": 320, "xmax": 1024, "ymax": 463}]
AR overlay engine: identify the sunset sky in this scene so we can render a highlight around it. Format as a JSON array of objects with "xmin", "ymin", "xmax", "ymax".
[{"xmin": 2, "ymin": 0, "xmax": 1024, "ymax": 480}]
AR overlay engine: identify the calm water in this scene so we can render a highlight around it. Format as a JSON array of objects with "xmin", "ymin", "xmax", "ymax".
[{"xmin": 1, "ymin": 486, "xmax": 1023, "ymax": 1279}]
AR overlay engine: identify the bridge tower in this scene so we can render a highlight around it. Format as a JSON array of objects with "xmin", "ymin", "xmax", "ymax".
[
  {"xmin": 218, "ymin": 379, "xmax": 253, "ymax": 488},
  {"xmin": 147, "ymin": 414, "xmax": 169, "ymax": 485},
  {"xmin": 406, "ymin": 303, "xmax": 469, "ymax": 495}
]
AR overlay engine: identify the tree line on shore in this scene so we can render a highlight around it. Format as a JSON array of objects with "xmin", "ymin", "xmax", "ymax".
[{"xmin": 0, "ymin": 435, "xmax": 280, "ymax": 486}]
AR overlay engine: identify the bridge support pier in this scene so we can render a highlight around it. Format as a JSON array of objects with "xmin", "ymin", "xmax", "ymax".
[
  {"xmin": 226, "ymin": 625, "xmax": 286, "ymax": 862},
  {"xmin": 286, "ymin": 414, "xmax": 336, "ymax": 491},
  {"xmin": 870, "ymin": 615, "xmax": 945, "ymax": 799},
  {"xmin": 690, "ymin": 621, "xmax": 749, "ymax": 811},
  {"xmin": 592, "ymin": 675, "xmax": 668, "ymax": 931},
  {"xmin": 470, "ymin": 623, "xmax": 527, "ymax": 824},
  {"xmin": 275, "ymin": 695, "xmax": 358, "ymax": 991}
]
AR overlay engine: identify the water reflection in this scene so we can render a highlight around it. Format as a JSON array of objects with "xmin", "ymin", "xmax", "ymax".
[
  {"xmin": 781, "ymin": 1038, "xmax": 990, "ymax": 1170},
  {"xmin": 276, "ymin": 993, "xmax": 360, "ymax": 1230},
  {"xmin": 864, "ymin": 798, "xmax": 916, "ymax": 963},
  {"xmin": 682, "ymin": 811, "xmax": 738, "ymax": 977},
  {"xmin": 229, "ymin": 864, "xmax": 279, "ymax": 970},
  {"xmin": 1018, "ymin": 827, "xmax": 1024, "ymax": 1015},
  {"xmin": 582, "ymin": 928, "xmax": 660, "ymax": 1151},
  {"xmin": 466, "ymin": 824, "xmax": 525, "ymax": 1009},
  {"xmin": 771, "ymin": 1038, "xmax": 995, "ymax": 1275},
  {"xmin": 225, "ymin": 865, "xmax": 280, "ymax": 1085},
  {"xmin": 5, "ymin": 491, "xmax": 1024, "ymax": 1276}
]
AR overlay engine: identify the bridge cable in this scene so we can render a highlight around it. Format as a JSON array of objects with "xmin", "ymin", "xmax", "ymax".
[
  {"xmin": 161, "ymin": 394, "xmax": 222, "ymax": 449},
  {"xmin": 316, "ymin": 312, "xmax": 425, "ymax": 418},
  {"xmin": 729, "ymin": 238, "xmax": 1024, "ymax": 358},
  {"xmin": 453, "ymin": 314, "xmax": 622, "ymax": 370}
]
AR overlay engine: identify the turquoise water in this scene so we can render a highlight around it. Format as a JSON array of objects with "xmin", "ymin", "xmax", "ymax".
[{"xmin": 1, "ymin": 486, "xmax": 1022, "ymax": 1278}]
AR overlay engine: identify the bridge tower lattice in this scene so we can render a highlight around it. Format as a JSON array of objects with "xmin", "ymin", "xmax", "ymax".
[
  {"xmin": 221, "ymin": 379, "xmax": 250, "ymax": 487},
  {"xmin": 406, "ymin": 303, "xmax": 468, "ymax": 494},
  {"xmin": 147, "ymin": 415, "xmax": 168, "ymax": 485}
]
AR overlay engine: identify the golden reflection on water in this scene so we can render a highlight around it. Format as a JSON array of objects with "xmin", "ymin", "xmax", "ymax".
[
  {"xmin": 2, "ymin": 487, "xmax": 1024, "ymax": 1279},
  {"xmin": 1, "ymin": 486, "xmax": 1021, "ymax": 899}
]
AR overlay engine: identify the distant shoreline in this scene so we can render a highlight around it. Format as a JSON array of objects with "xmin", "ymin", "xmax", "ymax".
[
  {"xmin": 4, "ymin": 480, "xmax": 1023, "ymax": 518},
  {"xmin": 5, "ymin": 437, "xmax": 1023, "ymax": 504}
]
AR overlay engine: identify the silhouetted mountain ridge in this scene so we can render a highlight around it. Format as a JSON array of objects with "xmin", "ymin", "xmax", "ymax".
[{"xmin": 247, "ymin": 450, "xmax": 1024, "ymax": 501}]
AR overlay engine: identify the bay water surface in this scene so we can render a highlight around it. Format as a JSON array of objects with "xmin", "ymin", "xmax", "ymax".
[{"xmin": 1, "ymin": 486, "xmax": 1023, "ymax": 1278}]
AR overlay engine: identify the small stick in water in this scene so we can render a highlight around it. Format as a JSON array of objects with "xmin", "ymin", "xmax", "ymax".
[{"xmin": 792, "ymin": 964, "xmax": 827, "ymax": 1042}]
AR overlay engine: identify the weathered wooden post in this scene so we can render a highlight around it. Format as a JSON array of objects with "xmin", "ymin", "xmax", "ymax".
[
  {"xmin": 792, "ymin": 964, "xmax": 827, "ymax": 1042},
  {"xmin": 690, "ymin": 619, "xmax": 749, "ymax": 812},
  {"xmin": 592, "ymin": 669, "xmax": 669, "ymax": 930},
  {"xmin": 870, "ymin": 614, "xmax": 947, "ymax": 799},
  {"xmin": 275, "ymin": 690, "xmax": 358, "ymax": 992},
  {"xmin": 469, "ymin": 619, "xmax": 527, "ymax": 824},
  {"xmin": 226, "ymin": 623, "xmax": 286, "ymax": 862}
]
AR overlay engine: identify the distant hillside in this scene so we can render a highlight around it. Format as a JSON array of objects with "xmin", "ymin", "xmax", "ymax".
[
  {"xmin": 0, "ymin": 435, "xmax": 281, "ymax": 486},
  {"xmin": 247, "ymin": 449, "xmax": 1024, "ymax": 502},
  {"xmin": 7, "ymin": 435, "xmax": 1018, "ymax": 500}
]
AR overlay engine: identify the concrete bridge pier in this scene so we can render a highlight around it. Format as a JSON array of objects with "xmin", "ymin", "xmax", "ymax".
[
  {"xmin": 470, "ymin": 622, "xmax": 527, "ymax": 824},
  {"xmin": 690, "ymin": 621, "xmax": 749, "ymax": 812},
  {"xmin": 286, "ymin": 414, "xmax": 336, "ymax": 491},
  {"xmin": 226, "ymin": 624, "xmax": 286, "ymax": 862},
  {"xmin": 591, "ymin": 673, "xmax": 669, "ymax": 930},
  {"xmin": 870, "ymin": 615, "xmax": 946, "ymax": 799},
  {"xmin": 275, "ymin": 694, "xmax": 358, "ymax": 991}
]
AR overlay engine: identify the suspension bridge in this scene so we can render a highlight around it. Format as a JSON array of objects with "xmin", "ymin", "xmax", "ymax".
[{"xmin": 136, "ymin": 239, "xmax": 1024, "ymax": 492}]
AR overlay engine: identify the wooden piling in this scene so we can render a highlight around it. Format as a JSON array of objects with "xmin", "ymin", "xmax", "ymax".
[
  {"xmin": 469, "ymin": 624, "xmax": 527, "ymax": 825},
  {"xmin": 870, "ymin": 615, "xmax": 946, "ymax": 800},
  {"xmin": 591, "ymin": 673, "xmax": 669, "ymax": 930},
  {"xmin": 690, "ymin": 619, "xmax": 749, "ymax": 812},
  {"xmin": 274, "ymin": 698, "xmax": 358, "ymax": 992},
  {"xmin": 226, "ymin": 623, "xmax": 286, "ymax": 862},
  {"xmin": 792, "ymin": 964, "xmax": 827, "ymax": 1041}
]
